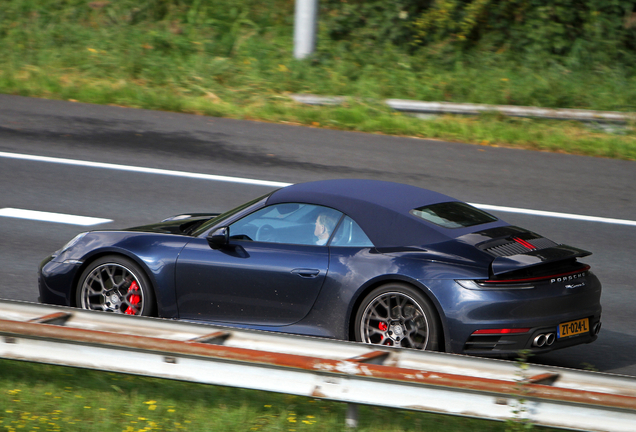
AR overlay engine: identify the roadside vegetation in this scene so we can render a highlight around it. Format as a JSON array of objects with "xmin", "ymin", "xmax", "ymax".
[
  {"xmin": 0, "ymin": 358, "xmax": 565, "ymax": 432},
  {"xmin": 0, "ymin": 0, "xmax": 635, "ymax": 160}
]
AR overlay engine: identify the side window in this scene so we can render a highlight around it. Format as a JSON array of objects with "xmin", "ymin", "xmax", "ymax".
[
  {"xmin": 229, "ymin": 203, "xmax": 342, "ymax": 246},
  {"xmin": 330, "ymin": 216, "xmax": 374, "ymax": 247}
]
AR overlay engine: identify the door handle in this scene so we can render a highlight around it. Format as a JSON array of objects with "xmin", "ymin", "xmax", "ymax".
[{"xmin": 291, "ymin": 268, "xmax": 320, "ymax": 278}]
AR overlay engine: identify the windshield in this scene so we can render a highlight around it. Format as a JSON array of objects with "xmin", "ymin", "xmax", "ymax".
[
  {"xmin": 192, "ymin": 193, "xmax": 272, "ymax": 236},
  {"xmin": 410, "ymin": 202, "xmax": 498, "ymax": 229}
]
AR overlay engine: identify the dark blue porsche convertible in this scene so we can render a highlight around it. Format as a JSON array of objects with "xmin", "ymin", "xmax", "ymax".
[{"xmin": 39, "ymin": 179, "xmax": 602, "ymax": 356}]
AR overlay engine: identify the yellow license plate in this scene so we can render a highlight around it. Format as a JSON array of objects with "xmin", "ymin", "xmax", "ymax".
[{"xmin": 558, "ymin": 318, "xmax": 589, "ymax": 338}]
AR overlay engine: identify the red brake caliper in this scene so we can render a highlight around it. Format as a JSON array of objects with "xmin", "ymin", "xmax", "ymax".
[
  {"xmin": 125, "ymin": 281, "xmax": 141, "ymax": 315},
  {"xmin": 378, "ymin": 321, "xmax": 388, "ymax": 342}
]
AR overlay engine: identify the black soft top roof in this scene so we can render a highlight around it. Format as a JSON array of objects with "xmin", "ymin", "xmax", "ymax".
[{"xmin": 266, "ymin": 179, "xmax": 507, "ymax": 248}]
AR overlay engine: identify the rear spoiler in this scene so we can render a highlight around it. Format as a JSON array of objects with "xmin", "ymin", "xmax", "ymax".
[{"xmin": 491, "ymin": 245, "xmax": 591, "ymax": 276}]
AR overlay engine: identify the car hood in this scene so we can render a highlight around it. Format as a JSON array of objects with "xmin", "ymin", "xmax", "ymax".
[{"xmin": 127, "ymin": 213, "xmax": 219, "ymax": 235}]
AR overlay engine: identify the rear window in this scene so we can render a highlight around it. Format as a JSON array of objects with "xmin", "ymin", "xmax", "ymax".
[{"xmin": 410, "ymin": 202, "xmax": 498, "ymax": 229}]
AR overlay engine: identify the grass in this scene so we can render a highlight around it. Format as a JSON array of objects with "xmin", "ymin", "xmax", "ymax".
[
  {"xmin": 2, "ymin": 66, "xmax": 635, "ymax": 160},
  {"xmin": 0, "ymin": 358, "xmax": 566, "ymax": 432},
  {"xmin": 0, "ymin": 1, "xmax": 635, "ymax": 160}
]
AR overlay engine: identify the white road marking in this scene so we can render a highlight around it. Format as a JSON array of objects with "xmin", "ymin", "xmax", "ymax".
[
  {"xmin": 0, "ymin": 208, "xmax": 112, "ymax": 226},
  {"xmin": 1, "ymin": 151, "xmax": 635, "ymax": 227},
  {"xmin": 0, "ymin": 151, "xmax": 290, "ymax": 188},
  {"xmin": 470, "ymin": 203, "xmax": 636, "ymax": 227}
]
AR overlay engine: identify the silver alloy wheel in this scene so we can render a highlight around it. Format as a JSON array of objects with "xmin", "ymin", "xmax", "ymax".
[
  {"xmin": 78, "ymin": 263, "xmax": 145, "ymax": 315},
  {"xmin": 359, "ymin": 291, "xmax": 430, "ymax": 349}
]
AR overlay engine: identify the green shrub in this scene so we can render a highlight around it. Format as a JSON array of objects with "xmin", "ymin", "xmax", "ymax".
[{"xmin": 320, "ymin": 0, "xmax": 636, "ymax": 66}]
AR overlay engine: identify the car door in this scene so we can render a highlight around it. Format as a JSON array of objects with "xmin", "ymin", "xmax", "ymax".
[{"xmin": 175, "ymin": 203, "xmax": 343, "ymax": 326}]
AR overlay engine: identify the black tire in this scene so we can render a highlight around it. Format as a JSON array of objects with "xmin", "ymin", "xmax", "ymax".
[
  {"xmin": 354, "ymin": 283, "xmax": 441, "ymax": 351},
  {"xmin": 76, "ymin": 255, "xmax": 156, "ymax": 316}
]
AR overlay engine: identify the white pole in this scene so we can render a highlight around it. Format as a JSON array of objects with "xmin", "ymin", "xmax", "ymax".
[{"xmin": 294, "ymin": 0, "xmax": 318, "ymax": 59}]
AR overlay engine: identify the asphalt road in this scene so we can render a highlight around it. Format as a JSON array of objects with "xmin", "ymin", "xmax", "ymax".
[{"xmin": 1, "ymin": 94, "xmax": 635, "ymax": 375}]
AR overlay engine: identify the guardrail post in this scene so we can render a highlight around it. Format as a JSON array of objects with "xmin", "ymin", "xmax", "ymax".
[
  {"xmin": 294, "ymin": 0, "xmax": 319, "ymax": 59},
  {"xmin": 345, "ymin": 403, "xmax": 359, "ymax": 428}
]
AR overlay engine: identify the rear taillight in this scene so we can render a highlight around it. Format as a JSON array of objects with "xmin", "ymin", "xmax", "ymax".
[
  {"xmin": 456, "ymin": 279, "xmax": 534, "ymax": 290},
  {"xmin": 483, "ymin": 265, "xmax": 590, "ymax": 284},
  {"xmin": 472, "ymin": 328, "xmax": 530, "ymax": 335},
  {"xmin": 457, "ymin": 265, "xmax": 590, "ymax": 290}
]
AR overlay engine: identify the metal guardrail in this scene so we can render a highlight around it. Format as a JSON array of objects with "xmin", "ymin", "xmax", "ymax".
[
  {"xmin": 290, "ymin": 94, "xmax": 636, "ymax": 124},
  {"xmin": 1, "ymin": 299, "xmax": 636, "ymax": 431}
]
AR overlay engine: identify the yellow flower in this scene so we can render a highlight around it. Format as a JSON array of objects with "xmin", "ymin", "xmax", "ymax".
[{"xmin": 87, "ymin": 48, "xmax": 97, "ymax": 53}]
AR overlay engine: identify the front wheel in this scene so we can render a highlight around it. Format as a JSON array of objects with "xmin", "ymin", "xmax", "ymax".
[
  {"xmin": 354, "ymin": 283, "xmax": 441, "ymax": 351},
  {"xmin": 76, "ymin": 255, "xmax": 156, "ymax": 316}
]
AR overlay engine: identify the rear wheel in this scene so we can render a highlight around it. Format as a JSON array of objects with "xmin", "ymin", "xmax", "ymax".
[
  {"xmin": 354, "ymin": 283, "xmax": 441, "ymax": 351},
  {"xmin": 76, "ymin": 255, "xmax": 155, "ymax": 316}
]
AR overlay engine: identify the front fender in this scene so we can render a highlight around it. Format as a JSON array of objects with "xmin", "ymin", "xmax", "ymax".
[{"xmin": 60, "ymin": 231, "xmax": 191, "ymax": 318}]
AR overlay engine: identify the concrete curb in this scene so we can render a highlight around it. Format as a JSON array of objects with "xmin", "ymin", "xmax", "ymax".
[{"xmin": 290, "ymin": 94, "xmax": 635, "ymax": 124}]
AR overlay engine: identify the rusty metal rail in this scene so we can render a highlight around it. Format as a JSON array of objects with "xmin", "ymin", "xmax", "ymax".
[{"xmin": 1, "ymin": 300, "xmax": 635, "ymax": 431}]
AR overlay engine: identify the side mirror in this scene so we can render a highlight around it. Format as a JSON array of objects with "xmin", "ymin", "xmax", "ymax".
[{"xmin": 207, "ymin": 226, "xmax": 229, "ymax": 249}]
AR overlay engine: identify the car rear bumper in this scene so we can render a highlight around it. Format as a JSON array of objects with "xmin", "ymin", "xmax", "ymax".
[
  {"xmin": 461, "ymin": 314, "xmax": 602, "ymax": 357},
  {"xmin": 422, "ymin": 271, "xmax": 603, "ymax": 356}
]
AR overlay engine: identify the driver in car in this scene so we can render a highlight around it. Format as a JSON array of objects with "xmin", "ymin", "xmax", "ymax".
[{"xmin": 314, "ymin": 213, "xmax": 338, "ymax": 245}]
